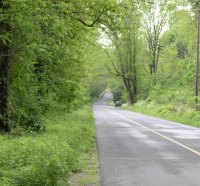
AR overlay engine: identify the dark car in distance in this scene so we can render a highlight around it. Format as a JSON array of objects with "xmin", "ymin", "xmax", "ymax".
[{"xmin": 115, "ymin": 101, "xmax": 122, "ymax": 107}]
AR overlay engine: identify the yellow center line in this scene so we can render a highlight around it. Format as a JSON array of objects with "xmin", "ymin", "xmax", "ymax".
[{"xmin": 114, "ymin": 111, "xmax": 200, "ymax": 157}]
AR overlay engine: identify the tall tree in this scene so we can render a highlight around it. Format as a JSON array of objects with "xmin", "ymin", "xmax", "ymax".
[
  {"xmin": 141, "ymin": 0, "xmax": 169, "ymax": 75},
  {"xmin": 0, "ymin": 0, "xmax": 10, "ymax": 132},
  {"xmin": 105, "ymin": 0, "xmax": 141, "ymax": 104},
  {"xmin": 0, "ymin": 0, "xmax": 118, "ymax": 132}
]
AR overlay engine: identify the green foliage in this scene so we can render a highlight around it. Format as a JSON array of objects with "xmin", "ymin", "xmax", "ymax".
[
  {"xmin": 90, "ymin": 79, "xmax": 108, "ymax": 99},
  {"xmin": 131, "ymin": 7, "xmax": 199, "ymax": 121},
  {"xmin": 85, "ymin": 42, "xmax": 110, "ymax": 100},
  {"xmin": 112, "ymin": 85, "xmax": 124, "ymax": 103},
  {"xmin": 8, "ymin": 50, "xmax": 43, "ymax": 131},
  {"xmin": 86, "ymin": 0, "xmax": 200, "ymax": 126},
  {"xmin": 0, "ymin": 106, "xmax": 95, "ymax": 186},
  {"xmin": 129, "ymin": 101, "xmax": 200, "ymax": 128},
  {"xmin": 1, "ymin": 0, "xmax": 198, "ymax": 133},
  {"xmin": 0, "ymin": 0, "xmax": 119, "ymax": 131}
]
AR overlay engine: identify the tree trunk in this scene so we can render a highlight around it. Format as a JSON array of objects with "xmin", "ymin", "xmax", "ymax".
[
  {"xmin": 0, "ymin": 0, "xmax": 10, "ymax": 132},
  {"xmin": 123, "ymin": 78, "xmax": 136, "ymax": 105},
  {"xmin": 132, "ymin": 32, "xmax": 137, "ymax": 102}
]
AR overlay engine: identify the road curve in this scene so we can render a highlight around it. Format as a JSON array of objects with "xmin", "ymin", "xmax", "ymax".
[{"xmin": 93, "ymin": 92, "xmax": 200, "ymax": 186}]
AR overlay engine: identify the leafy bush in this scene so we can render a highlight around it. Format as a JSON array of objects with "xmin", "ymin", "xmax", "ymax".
[
  {"xmin": 0, "ymin": 137, "xmax": 74, "ymax": 186},
  {"xmin": 0, "ymin": 106, "xmax": 95, "ymax": 186},
  {"xmin": 129, "ymin": 100, "xmax": 200, "ymax": 128}
]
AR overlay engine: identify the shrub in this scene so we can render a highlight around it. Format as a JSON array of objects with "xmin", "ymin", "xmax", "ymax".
[{"xmin": 0, "ymin": 106, "xmax": 95, "ymax": 186}]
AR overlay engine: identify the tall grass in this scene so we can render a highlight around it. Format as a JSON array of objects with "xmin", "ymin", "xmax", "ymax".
[
  {"xmin": 0, "ymin": 106, "xmax": 96, "ymax": 186},
  {"xmin": 128, "ymin": 101, "xmax": 200, "ymax": 128}
]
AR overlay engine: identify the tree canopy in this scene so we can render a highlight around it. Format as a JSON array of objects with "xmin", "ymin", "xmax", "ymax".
[{"xmin": 0, "ymin": 0, "xmax": 200, "ymax": 132}]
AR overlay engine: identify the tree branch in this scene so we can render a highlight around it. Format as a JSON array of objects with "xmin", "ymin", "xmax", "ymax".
[
  {"xmin": 76, "ymin": 8, "xmax": 106, "ymax": 27},
  {"xmin": 106, "ymin": 50, "xmax": 121, "ymax": 75}
]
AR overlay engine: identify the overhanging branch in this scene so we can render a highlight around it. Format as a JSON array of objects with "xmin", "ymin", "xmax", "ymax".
[{"xmin": 76, "ymin": 8, "xmax": 106, "ymax": 27}]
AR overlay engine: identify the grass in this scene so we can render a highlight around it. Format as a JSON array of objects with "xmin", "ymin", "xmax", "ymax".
[
  {"xmin": 69, "ymin": 148, "xmax": 100, "ymax": 186},
  {"xmin": 0, "ymin": 106, "xmax": 100, "ymax": 186},
  {"xmin": 124, "ymin": 101, "xmax": 200, "ymax": 128}
]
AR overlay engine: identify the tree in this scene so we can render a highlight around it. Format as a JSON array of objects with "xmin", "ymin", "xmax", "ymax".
[
  {"xmin": 0, "ymin": 0, "xmax": 10, "ymax": 132},
  {"xmin": 104, "ymin": 0, "xmax": 141, "ymax": 104},
  {"xmin": 141, "ymin": 0, "xmax": 169, "ymax": 75},
  {"xmin": 0, "ymin": 0, "xmax": 119, "ymax": 132}
]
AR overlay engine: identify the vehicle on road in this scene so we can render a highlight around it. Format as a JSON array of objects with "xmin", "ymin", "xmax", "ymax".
[{"xmin": 115, "ymin": 101, "xmax": 122, "ymax": 107}]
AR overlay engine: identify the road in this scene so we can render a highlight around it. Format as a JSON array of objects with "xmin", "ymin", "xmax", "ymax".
[{"xmin": 93, "ymin": 92, "xmax": 200, "ymax": 186}]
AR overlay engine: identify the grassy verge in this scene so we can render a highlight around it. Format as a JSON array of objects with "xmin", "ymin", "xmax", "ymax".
[
  {"xmin": 0, "ymin": 106, "xmax": 99, "ymax": 186},
  {"xmin": 69, "ymin": 148, "xmax": 100, "ymax": 186},
  {"xmin": 124, "ymin": 101, "xmax": 200, "ymax": 128}
]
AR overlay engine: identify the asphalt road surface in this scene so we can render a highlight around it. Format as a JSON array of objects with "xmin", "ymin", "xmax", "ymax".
[{"xmin": 93, "ymin": 92, "xmax": 200, "ymax": 186}]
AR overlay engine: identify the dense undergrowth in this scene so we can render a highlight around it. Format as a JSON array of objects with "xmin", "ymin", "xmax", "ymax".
[
  {"xmin": 127, "ymin": 87, "xmax": 200, "ymax": 128},
  {"xmin": 0, "ymin": 106, "xmax": 96, "ymax": 186}
]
